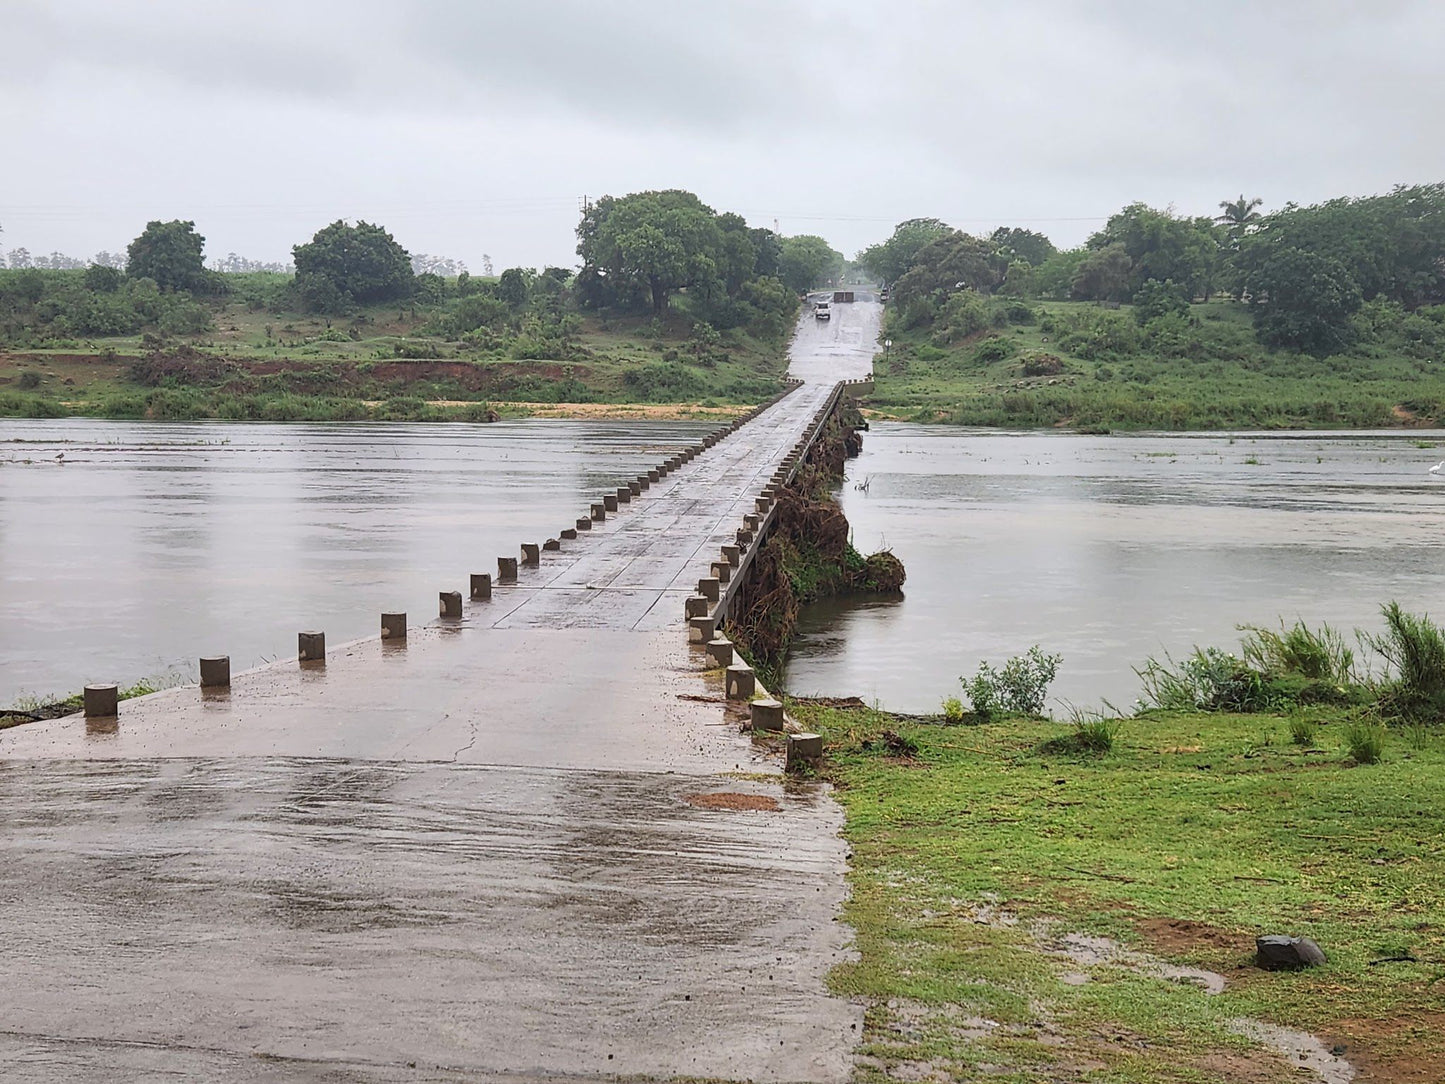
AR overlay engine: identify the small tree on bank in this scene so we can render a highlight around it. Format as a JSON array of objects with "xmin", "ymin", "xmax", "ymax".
[
  {"xmin": 292, "ymin": 220, "xmax": 414, "ymax": 312},
  {"xmin": 126, "ymin": 220, "xmax": 209, "ymax": 292}
]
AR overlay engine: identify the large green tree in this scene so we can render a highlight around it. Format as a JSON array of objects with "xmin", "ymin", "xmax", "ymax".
[
  {"xmin": 856, "ymin": 218, "xmax": 953, "ymax": 283},
  {"xmin": 1086, "ymin": 204, "xmax": 1221, "ymax": 300},
  {"xmin": 292, "ymin": 220, "xmax": 414, "ymax": 311},
  {"xmin": 576, "ymin": 190, "xmax": 725, "ymax": 313},
  {"xmin": 1234, "ymin": 185, "xmax": 1445, "ymax": 309},
  {"xmin": 1246, "ymin": 248, "xmax": 1362, "ymax": 355},
  {"xmin": 990, "ymin": 226, "xmax": 1057, "ymax": 268},
  {"xmin": 126, "ymin": 220, "xmax": 208, "ymax": 292},
  {"xmin": 777, "ymin": 235, "xmax": 844, "ymax": 293},
  {"xmin": 889, "ymin": 231, "xmax": 1007, "ymax": 311}
]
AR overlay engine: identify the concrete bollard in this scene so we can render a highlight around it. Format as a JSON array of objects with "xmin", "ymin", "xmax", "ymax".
[
  {"xmin": 689, "ymin": 615, "xmax": 714, "ymax": 642},
  {"xmin": 561, "ymin": 527, "xmax": 578, "ymax": 540},
  {"xmin": 543, "ymin": 538, "xmax": 561, "ymax": 551},
  {"xmin": 577, "ymin": 517, "xmax": 592, "ymax": 531},
  {"xmin": 471, "ymin": 573, "xmax": 492, "ymax": 599},
  {"xmin": 751, "ymin": 698, "xmax": 785, "ymax": 732},
  {"xmin": 521, "ymin": 543, "xmax": 540, "ymax": 566},
  {"xmin": 628, "ymin": 480, "xmax": 642, "ymax": 496},
  {"xmin": 637, "ymin": 476, "xmax": 650, "ymax": 491},
  {"xmin": 786, "ymin": 732, "xmax": 824, "ymax": 772},
  {"xmin": 648, "ymin": 469, "xmax": 661, "ymax": 482},
  {"xmin": 706, "ymin": 638, "xmax": 734, "ymax": 667},
  {"xmin": 199, "ymin": 655, "xmax": 231, "ymax": 688},
  {"xmin": 744, "ymin": 513, "xmax": 761, "ymax": 531},
  {"xmin": 698, "ymin": 576, "xmax": 720, "ymax": 602},
  {"xmin": 722, "ymin": 544, "xmax": 741, "ymax": 566},
  {"xmin": 83, "ymin": 683, "xmax": 119, "ymax": 718},
  {"xmin": 711, "ymin": 561, "xmax": 731, "ymax": 584},
  {"xmin": 692, "ymin": 444, "xmax": 705, "ymax": 456},
  {"xmin": 439, "ymin": 591, "xmax": 463, "ymax": 619},
  {"xmin": 591, "ymin": 503, "xmax": 606, "ymax": 521},
  {"xmin": 381, "ymin": 613, "xmax": 407, "ymax": 640},
  {"xmin": 498, "ymin": 556, "xmax": 518, "ymax": 582},
  {"xmin": 616, "ymin": 486, "xmax": 631, "ymax": 504},
  {"xmin": 756, "ymin": 496, "xmax": 771, "ymax": 514},
  {"xmin": 603, "ymin": 494, "xmax": 619, "ymax": 512},
  {"xmin": 725, "ymin": 664, "xmax": 755, "ymax": 700},
  {"xmin": 298, "ymin": 631, "xmax": 326, "ymax": 663},
  {"xmin": 685, "ymin": 595, "xmax": 710, "ymax": 619}
]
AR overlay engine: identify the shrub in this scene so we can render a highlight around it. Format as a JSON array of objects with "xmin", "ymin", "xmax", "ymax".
[
  {"xmin": 1363, "ymin": 601, "xmax": 1445, "ymax": 722},
  {"xmin": 17, "ymin": 370, "xmax": 42, "ymax": 390},
  {"xmin": 1135, "ymin": 647, "xmax": 1269, "ymax": 712},
  {"xmin": 1289, "ymin": 715, "xmax": 1318, "ymax": 746},
  {"xmin": 963, "ymin": 646, "xmax": 1062, "ymax": 718},
  {"xmin": 963, "ymin": 668, "xmax": 1000, "ymax": 721},
  {"xmin": 1343, "ymin": 720, "xmax": 1385, "ymax": 764},
  {"xmin": 1021, "ymin": 352, "xmax": 1064, "ymax": 376},
  {"xmin": 1240, "ymin": 620, "xmax": 1355, "ymax": 684},
  {"xmin": 1073, "ymin": 715, "xmax": 1120, "ymax": 753},
  {"xmin": 972, "ymin": 336, "xmax": 1015, "ymax": 364},
  {"xmin": 940, "ymin": 696, "xmax": 965, "ymax": 724}
]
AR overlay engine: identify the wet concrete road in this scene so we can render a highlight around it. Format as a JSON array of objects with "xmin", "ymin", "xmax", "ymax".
[{"xmin": 0, "ymin": 302, "xmax": 880, "ymax": 1082}]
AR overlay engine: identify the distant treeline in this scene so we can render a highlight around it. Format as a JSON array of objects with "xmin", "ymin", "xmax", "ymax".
[
  {"xmin": 859, "ymin": 184, "xmax": 1445, "ymax": 355},
  {"xmin": 0, "ymin": 190, "xmax": 839, "ymax": 349}
]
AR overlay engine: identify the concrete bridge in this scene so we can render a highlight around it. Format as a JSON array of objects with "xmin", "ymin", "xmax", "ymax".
[{"xmin": 0, "ymin": 301, "xmax": 883, "ymax": 1082}]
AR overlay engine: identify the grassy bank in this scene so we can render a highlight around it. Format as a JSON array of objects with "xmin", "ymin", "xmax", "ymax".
[
  {"xmin": 792, "ymin": 698, "xmax": 1445, "ymax": 1082},
  {"xmin": 0, "ymin": 272, "xmax": 794, "ymax": 421},
  {"xmin": 873, "ymin": 298, "xmax": 1445, "ymax": 431}
]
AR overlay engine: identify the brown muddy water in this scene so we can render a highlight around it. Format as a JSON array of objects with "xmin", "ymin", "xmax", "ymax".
[
  {"xmin": 787, "ymin": 424, "xmax": 1445, "ymax": 714},
  {"xmin": 0, "ymin": 417, "xmax": 710, "ymax": 705}
]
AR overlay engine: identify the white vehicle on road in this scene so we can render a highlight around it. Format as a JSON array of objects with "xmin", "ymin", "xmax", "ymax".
[{"xmin": 813, "ymin": 300, "xmax": 831, "ymax": 320}]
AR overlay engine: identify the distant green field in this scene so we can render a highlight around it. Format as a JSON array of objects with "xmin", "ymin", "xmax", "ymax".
[
  {"xmin": 0, "ymin": 272, "xmax": 794, "ymax": 421},
  {"xmin": 872, "ymin": 298, "xmax": 1445, "ymax": 430}
]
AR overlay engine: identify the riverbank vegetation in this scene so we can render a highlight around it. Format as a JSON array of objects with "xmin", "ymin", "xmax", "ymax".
[
  {"xmin": 791, "ymin": 696, "xmax": 1445, "ymax": 1082},
  {"xmin": 789, "ymin": 601, "xmax": 1445, "ymax": 1081},
  {"xmin": 0, "ymin": 192, "xmax": 846, "ymax": 420},
  {"xmin": 862, "ymin": 185, "xmax": 1445, "ymax": 430},
  {"xmin": 730, "ymin": 407, "xmax": 904, "ymax": 685}
]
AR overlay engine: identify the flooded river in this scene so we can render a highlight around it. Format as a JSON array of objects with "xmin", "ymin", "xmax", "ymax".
[
  {"xmin": 787, "ymin": 424, "xmax": 1445, "ymax": 713},
  {"xmin": 6, "ymin": 418, "xmax": 1445, "ymax": 713},
  {"xmin": 0, "ymin": 418, "xmax": 709, "ymax": 704}
]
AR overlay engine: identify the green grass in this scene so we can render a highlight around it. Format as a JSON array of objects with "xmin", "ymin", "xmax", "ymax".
[
  {"xmin": 873, "ymin": 298, "xmax": 1445, "ymax": 430},
  {"xmin": 0, "ymin": 292, "xmax": 792, "ymax": 420},
  {"xmin": 790, "ymin": 699, "xmax": 1445, "ymax": 1082}
]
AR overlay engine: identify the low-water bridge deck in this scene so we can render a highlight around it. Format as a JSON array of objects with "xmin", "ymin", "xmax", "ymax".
[{"xmin": 0, "ymin": 300, "xmax": 882, "ymax": 1083}]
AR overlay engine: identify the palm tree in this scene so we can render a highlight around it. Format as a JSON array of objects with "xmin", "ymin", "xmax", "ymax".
[{"xmin": 1217, "ymin": 195, "xmax": 1263, "ymax": 229}]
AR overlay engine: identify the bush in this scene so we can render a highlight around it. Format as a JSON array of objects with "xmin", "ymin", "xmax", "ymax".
[
  {"xmin": 1343, "ymin": 720, "xmax": 1385, "ymax": 764},
  {"xmin": 620, "ymin": 362, "xmax": 706, "ymax": 402},
  {"xmin": 940, "ymin": 696, "xmax": 965, "ymax": 724},
  {"xmin": 1135, "ymin": 647, "xmax": 1269, "ymax": 712},
  {"xmin": 1363, "ymin": 601, "xmax": 1445, "ymax": 722},
  {"xmin": 1240, "ymin": 620, "xmax": 1355, "ymax": 683},
  {"xmin": 963, "ymin": 646, "xmax": 1061, "ymax": 718},
  {"xmin": 1289, "ymin": 715, "xmax": 1318, "ymax": 747},
  {"xmin": 17, "ymin": 370, "xmax": 42, "ymax": 390},
  {"xmin": 972, "ymin": 336, "xmax": 1015, "ymax": 364}
]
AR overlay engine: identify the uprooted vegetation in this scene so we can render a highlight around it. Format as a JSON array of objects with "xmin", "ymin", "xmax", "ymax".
[{"xmin": 727, "ymin": 405, "xmax": 904, "ymax": 683}]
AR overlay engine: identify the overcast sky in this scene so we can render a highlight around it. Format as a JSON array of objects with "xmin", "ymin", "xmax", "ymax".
[{"xmin": 3, "ymin": 0, "xmax": 1443, "ymax": 270}]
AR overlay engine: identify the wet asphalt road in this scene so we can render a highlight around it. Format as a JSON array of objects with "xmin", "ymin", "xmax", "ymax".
[{"xmin": 0, "ymin": 302, "xmax": 879, "ymax": 1082}]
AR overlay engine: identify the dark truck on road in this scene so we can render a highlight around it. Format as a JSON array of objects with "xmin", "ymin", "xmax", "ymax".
[{"xmin": 832, "ymin": 290, "xmax": 854, "ymax": 303}]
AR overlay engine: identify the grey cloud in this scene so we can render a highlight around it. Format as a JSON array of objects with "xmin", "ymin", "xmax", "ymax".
[{"xmin": 2, "ymin": 0, "xmax": 1443, "ymax": 266}]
